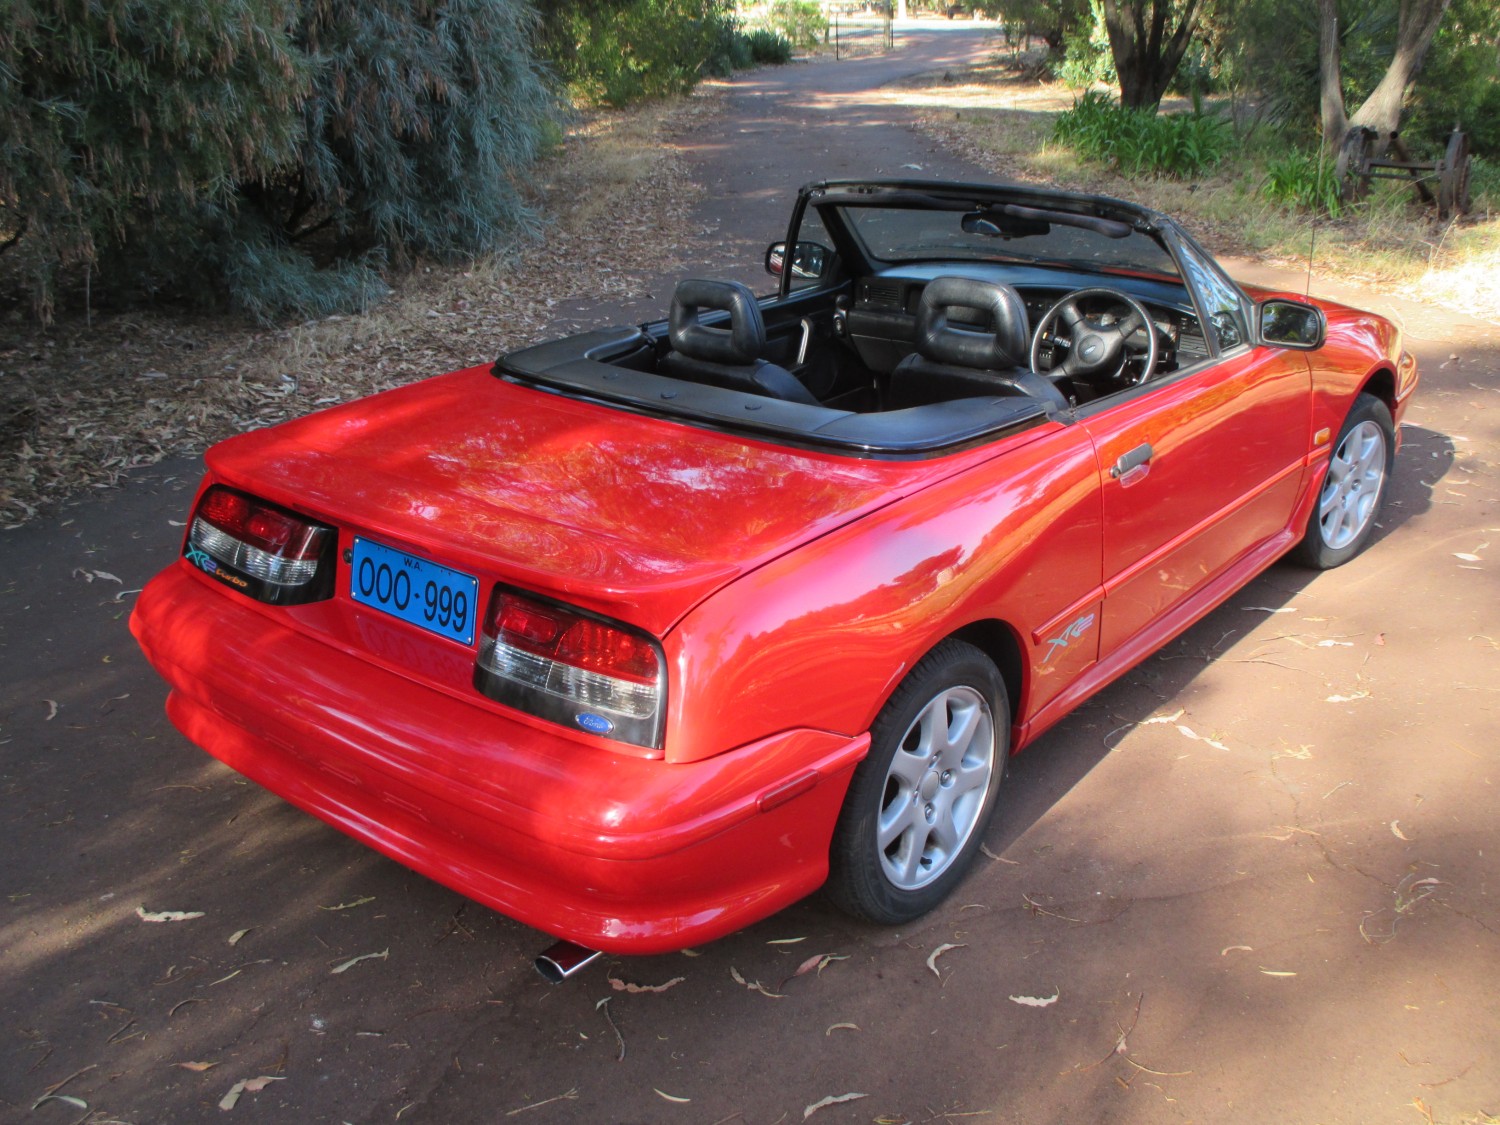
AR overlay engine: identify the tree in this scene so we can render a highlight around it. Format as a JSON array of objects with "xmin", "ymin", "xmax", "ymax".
[
  {"xmin": 1319, "ymin": 0, "xmax": 1453, "ymax": 152},
  {"xmin": 1100, "ymin": 0, "xmax": 1208, "ymax": 109},
  {"xmin": 0, "ymin": 0, "xmax": 557, "ymax": 322},
  {"xmin": 0, "ymin": 0, "xmax": 308, "ymax": 319},
  {"xmin": 988, "ymin": 0, "xmax": 1091, "ymax": 51},
  {"xmin": 227, "ymin": 0, "xmax": 556, "ymax": 319}
]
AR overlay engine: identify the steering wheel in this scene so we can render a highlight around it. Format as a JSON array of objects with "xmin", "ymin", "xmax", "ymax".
[{"xmin": 1029, "ymin": 287, "xmax": 1160, "ymax": 387}]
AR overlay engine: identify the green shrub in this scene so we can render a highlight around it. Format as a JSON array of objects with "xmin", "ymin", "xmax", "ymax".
[
  {"xmin": 2, "ymin": 0, "xmax": 557, "ymax": 323},
  {"xmin": 1055, "ymin": 2, "xmax": 1114, "ymax": 89},
  {"xmin": 1466, "ymin": 154, "xmax": 1499, "ymax": 209},
  {"xmin": 1053, "ymin": 90, "xmax": 1231, "ymax": 178},
  {"xmin": 1261, "ymin": 151, "xmax": 1343, "ymax": 216},
  {"xmin": 541, "ymin": 0, "xmax": 738, "ymax": 106},
  {"xmin": 743, "ymin": 29, "xmax": 794, "ymax": 64},
  {"xmin": 0, "ymin": 0, "xmax": 309, "ymax": 320},
  {"xmin": 758, "ymin": 1, "xmax": 827, "ymax": 48}
]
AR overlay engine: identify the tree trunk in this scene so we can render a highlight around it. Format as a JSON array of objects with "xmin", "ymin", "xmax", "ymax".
[
  {"xmin": 1101, "ymin": 0, "xmax": 1204, "ymax": 111},
  {"xmin": 1318, "ymin": 0, "xmax": 1347, "ymax": 153},
  {"xmin": 1346, "ymin": 0, "xmax": 1451, "ymax": 149}
]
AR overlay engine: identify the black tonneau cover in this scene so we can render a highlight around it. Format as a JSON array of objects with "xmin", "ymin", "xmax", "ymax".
[{"xmin": 495, "ymin": 328, "xmax": 1053, "ymax": 458}]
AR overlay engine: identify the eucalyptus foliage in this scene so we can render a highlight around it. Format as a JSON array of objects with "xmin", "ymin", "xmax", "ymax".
[
  {"xmin": 0, "ymin": 0, "xmax": 308, "ymax": 318},
  {"xmin": 277, "ymin": 0, "xmax": 551, "ymax": 259},
  {"xmin": 2, "ymin": 0, "xmax": 556, "ymax": 321}
]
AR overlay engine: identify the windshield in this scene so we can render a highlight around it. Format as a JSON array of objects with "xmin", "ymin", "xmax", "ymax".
[{"xmin": 838, "ymin": 204, "xmax": 1181, "ymax": 279}]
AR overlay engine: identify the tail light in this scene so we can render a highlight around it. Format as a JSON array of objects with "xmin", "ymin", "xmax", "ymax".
[
  {"xmin": 183, "ymin": 486, "xmax": 336, "ymax": 605},
  {"xmin": 474, "ymin": 588, "xmax": 665, "ymax": 749}
]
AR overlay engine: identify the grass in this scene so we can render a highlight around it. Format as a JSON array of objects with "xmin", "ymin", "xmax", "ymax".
[{"xmin": 898, "ymin": 53, "xmax": 1500, "ymax": 322}]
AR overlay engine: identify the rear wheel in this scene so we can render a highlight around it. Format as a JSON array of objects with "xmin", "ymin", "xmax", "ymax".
[
  {"xmin": 1292, "ymin": 393, "xmax": 1394, "ymax": 569},
  {"xmin": 826, "ymin": 640, "xmax": 1009, "ymax": 924}
]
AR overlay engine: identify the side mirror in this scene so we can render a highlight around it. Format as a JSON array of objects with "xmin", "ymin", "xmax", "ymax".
[
  {"xmin": 765, "ymin": 240, "xmax": 831, "ymax": 281},
  {"xmin": 1258, "ymin": 299, "xmax": 1326, "ymax": 350}
]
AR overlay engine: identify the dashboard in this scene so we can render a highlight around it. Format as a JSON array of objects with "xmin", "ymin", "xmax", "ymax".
[{"xmin": 846, "ymin": 265, "xmax": 1210, "ymax": 379}]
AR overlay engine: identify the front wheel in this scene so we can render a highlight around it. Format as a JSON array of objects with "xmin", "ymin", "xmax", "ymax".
[
  {"xmin": 826, "ymin": 640, "xmax": 1009, "ymax": 925},
  {"xmin": 1291, "ymin": 392, "xmax": 1394, "ymax": 569}
]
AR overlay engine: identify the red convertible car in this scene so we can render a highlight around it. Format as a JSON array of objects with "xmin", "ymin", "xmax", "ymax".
[{"xmin": 132, "ymin": 180, "xmax": 1416, "ymax": 976}]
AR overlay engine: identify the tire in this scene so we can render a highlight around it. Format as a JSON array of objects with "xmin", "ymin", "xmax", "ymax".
[
  {"xmin": 826, "ymin": 639, "xmax": 1009, "ymax": 925},
  {"xmin": 1291, "ymin": 392, "xmax": 1394, "ymax": 569}
]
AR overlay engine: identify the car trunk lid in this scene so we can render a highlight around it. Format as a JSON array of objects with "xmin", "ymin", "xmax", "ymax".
[{"xmin": 203, "ymin": 366, "xmax": 971, "ymax": 634}]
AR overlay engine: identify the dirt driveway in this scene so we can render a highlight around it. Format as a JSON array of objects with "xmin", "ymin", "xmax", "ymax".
[{"xmin": 2, "ymin": 24, "xmax": 1497, "ymax": 1125}]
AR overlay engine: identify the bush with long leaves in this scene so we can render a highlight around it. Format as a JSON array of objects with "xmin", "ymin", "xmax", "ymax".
[
  {"xmin": 1, "ymin": 0, "xmax": 555, "ymax": 322},
  {"xmin": 1053, "ymin": 90, "xmax": 1231, "ymax": 178}
]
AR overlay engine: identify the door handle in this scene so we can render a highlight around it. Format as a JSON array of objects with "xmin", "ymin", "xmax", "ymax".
[{"xmin": 1110, "ymin": 442, "xmax": 1154, "ymax": 480}]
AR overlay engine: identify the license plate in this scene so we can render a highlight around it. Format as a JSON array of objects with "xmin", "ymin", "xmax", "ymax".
[{"xmin": 349, "ymin": 536, "xmax": 478, "ymax": 647}]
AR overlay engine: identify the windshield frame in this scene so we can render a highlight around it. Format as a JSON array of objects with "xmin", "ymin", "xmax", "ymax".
[{"xmin": 822, "ymin": 183, "xmax": 1182, "ymax": 283}]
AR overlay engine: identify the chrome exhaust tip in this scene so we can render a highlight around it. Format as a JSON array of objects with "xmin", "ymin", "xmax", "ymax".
[{"xmin": 534, "ymin": 940, "xmax": 602, "ymax": 984}]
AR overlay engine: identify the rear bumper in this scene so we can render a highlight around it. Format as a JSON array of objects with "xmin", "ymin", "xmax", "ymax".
[{"xmin": 131, "ymin": 565, "xmax": 867, "ymax": 954}]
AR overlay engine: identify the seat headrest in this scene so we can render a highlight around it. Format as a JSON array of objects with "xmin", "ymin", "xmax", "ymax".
[
  {"xmin": 915, "ymin": 277, "xmax": 1030, "ymax": 370},
  {"xmin": 669, "ymin": 279, "xmax": 767, "ymax": 366}
]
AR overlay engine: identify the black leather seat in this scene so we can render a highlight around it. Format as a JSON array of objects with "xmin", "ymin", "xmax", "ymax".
[
  {"xmin": 658, "ymin": 279, "xmax": 819, "ymax": 405},
  {"xmin": 886, "ymin": 276, "xmax": 1070, "ymax": 412}
]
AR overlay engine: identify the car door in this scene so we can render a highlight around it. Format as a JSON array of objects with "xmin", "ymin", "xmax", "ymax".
[{"xmin": 1081, "ymin": 253, "xmax": 1312, "ymax": 659}]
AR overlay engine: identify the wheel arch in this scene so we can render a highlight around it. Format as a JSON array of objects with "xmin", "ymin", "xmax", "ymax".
[
  {"xmin": 948, "ymin": 619, "xmax": 1025, "ymax": 730},
  {"xmin": 1359, "ymin": 365, "xmax": 1398, "ymax": 415}
]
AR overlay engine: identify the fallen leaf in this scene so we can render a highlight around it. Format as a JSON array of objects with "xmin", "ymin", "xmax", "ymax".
[
  {"xmin": 175, "ymin": 1061, "xmax": 220, "ymax": 1072},
  {"xmin": 1175, "ymin": 724, "xmax": 1230, "ymax": 752},
  {"xmin": 767, "ymin": 936, "xmax": 807, "ymax": 944},
  {"xmin": 330, "ymin": 948, "xmax": 388, "ymax": 974},
  {"xmin": 1140, "ymin": 708, "xmax": 1186, "ymax": 725},
  {"xmin": 729, "ymin": 965, "xmax": 784, "ymax": 999},
  {"xmin": 793, "ymin": 952, "xmax": 848, "ymax": 978},
  {"xmin": 1325, "ymin": 691, "xmax": 1370, "ymax": 703},
  {"xmin": 653, "ymin": 1088, "xmax": 691, "ymax": 1103},
  {"xmin": 93, "ymin": 570, "xmax": 122, "ymax": 583},
  {"xmin": 1391, "ymin": 821, "xmax": 1413, "ymax": 841},
  {"xmin": 318, "ymin": 895, "xmax": 375, "ymax": 911},
  {"xmin": 137, "ymin": 906, "xmax": 204, "ymax": 923},
  {"xmin": 227, "ymin": 929, "xmax": 251, "ymax": 946},
  {"xmin": 1220, "ymin": 945, "xmax": 1253, "ymax": 956},
  {"xmin": 219, "ymin": 1075, "xmax": 284, "ymax": 1110},
  {"xmin": 607, "ymin": 972, "xmax": 685, "ymax": 994},
  {"xmin": 1008, "ymin": 989, "xmax": 1060, "ymax": 1007},
  {"xmin": 926, "ymin": 942, "xmax": 966, "ymax": 977},
  {"xmin": 1454, "ymin": 552, "xmax": 1481, "ymax": 562},
  {"xmin": 1258, "ymin": 968, "xmax": 1297, "ymax": 977},
  {"xmin": 1315, "ymin": 639, "xmax": 1353, "ymax": 647},
  {"xmin": 31, "ymin": 1095, "xmax": 88, "ymax": 1111},
  {"xmin": 1242, "ymin": 606, "xmax": 1295, "ymax": 613},
  {"xmin": 804, "ymin": 1092, "xmax": 868, "ymax": 1119},
  {"xmin": 825, "ymin": 1022, "xmax": 860, "ymax": 1036},
  {"xmin": 44, "ymin": 699, "xmax": 58, "ymax": 721}
]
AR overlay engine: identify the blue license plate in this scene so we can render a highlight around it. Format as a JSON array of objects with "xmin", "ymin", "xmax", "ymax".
[{"xmin": 349, "ymin": 536, "xmax": 478, "ymax": 647}]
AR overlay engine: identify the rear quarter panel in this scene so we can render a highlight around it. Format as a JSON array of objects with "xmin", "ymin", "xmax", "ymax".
[{"xmin": 665, "ymin": 422, "xmax": 1103, "ymax": 762}]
